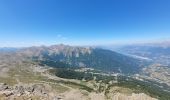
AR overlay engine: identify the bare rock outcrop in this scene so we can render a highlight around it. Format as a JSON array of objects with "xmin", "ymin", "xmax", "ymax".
[{"xmin": 0, "ymin": 83, "xmax": 62, "ymax": 100}]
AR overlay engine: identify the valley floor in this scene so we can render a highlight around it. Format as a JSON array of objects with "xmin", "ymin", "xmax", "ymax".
[{"xmin": 0, "ymin": 62, "xmax": 158, "ymax": 100}]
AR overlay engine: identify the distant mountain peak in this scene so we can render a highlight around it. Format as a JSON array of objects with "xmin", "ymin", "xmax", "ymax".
[{"xmin": 0, "ymin": 44, "xmax": 146, "ymax": 74}]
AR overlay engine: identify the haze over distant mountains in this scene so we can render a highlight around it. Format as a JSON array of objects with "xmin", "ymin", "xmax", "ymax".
[{"xmin": 116, "ymin": 41, "xmax": 170, "ymax": 66}]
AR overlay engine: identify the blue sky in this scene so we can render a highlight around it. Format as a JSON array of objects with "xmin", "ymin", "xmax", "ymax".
[{"xmin": 0, "ymin": 0, "xmax": 170, "ymax": 47}]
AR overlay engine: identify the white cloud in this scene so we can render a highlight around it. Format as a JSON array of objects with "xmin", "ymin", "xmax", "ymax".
[
  {"xmin": 56, "ymin": 34, "xmax": 68, "ymax": 40},
  {"xmin": 57, "ymin": 34, "xmax": 62, "ymax": 38}
]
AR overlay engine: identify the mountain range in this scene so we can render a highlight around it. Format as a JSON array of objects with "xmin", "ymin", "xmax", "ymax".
[
  {"xmin": 6, "ymin": 44, "xmax": 146, "ymax": 74},
  {"xmin": 0, "ymin": 44, "xmax": 169, "ymax": 100}
]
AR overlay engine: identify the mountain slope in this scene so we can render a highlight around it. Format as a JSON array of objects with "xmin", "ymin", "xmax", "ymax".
[
  {"xmin": 16, "ymin": 44, "xmax": 145, "ymax": 74},
  {"xmin": 0, "ymin": 44, "xmax": 166, "ymax": 100}
]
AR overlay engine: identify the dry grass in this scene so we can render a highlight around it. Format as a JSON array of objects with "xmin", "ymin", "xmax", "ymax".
[{"xmin": 0, "ymin": 77, "xmax": 17, "ymax": 86}]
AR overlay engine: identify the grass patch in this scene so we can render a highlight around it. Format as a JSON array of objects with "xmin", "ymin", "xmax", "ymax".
[
  {"xmin": 7, "ymin": 65, "xmax": 48, "ymax": 84},
  {"xmin": 0, "ymin": 77, "xmax": 17, "ymax": 86},
  {"xmin": 44, "ymin": 79, "xmax": 94, "ymax": 92},
  {"xmin": 50, "ymin": 84, "xmax": 69, "ymax": 93}
]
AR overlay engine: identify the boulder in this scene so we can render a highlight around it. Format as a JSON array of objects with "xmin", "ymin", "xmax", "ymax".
[
  {"xmin": 3, "ymin": 91, "xmax": 14, "ymax": 97},
  {"xmin": 14, "ymin": 85, "xmax": 25, "ymax": 95},
  {"xmin": 0, "ymin": 83, "xmax": 8, "ymax": 91},
  {"xmin": 25, "ymin": 86, "xmax": 34, "ymax": 93}
]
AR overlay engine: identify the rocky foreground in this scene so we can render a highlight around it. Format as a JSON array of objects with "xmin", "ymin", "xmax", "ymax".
[
  {"xmin": 0, "ymin": 82, "xmax": 157, "ymax": 100},
  {"xmin": 0, "ymin": 83, "xmax": 62, "ymax": 100}
]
